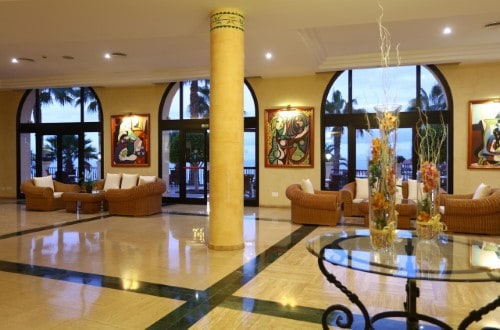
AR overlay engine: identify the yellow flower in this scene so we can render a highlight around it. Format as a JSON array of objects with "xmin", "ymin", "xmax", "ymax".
[
  {"xmin": 379, "ymin": 112, "xmax": 398, "ymax": 133},
  {"xmin": 371, "ymin": 138, "xmax": 381, "ymax": 162}
]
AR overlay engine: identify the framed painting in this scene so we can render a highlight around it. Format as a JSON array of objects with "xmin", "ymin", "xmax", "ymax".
[
  {"xmin": 264, "ymin": 106, "xmax": 313, "ymax": 168},
  {"xmin": 468, "ymin": 99, "xmax": 500, "ymax": 169},
  {"xmin": 111, "ymin": 114, "xmax": 150, "ymax": 167}
]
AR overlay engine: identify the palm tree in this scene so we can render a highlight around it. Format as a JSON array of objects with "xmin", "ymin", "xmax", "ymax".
[
  {"xmin": 324, "ymin": 90, "xmax": 346, "ymax": 178},
  {"xmin": 408, "ymin": 85, "xmax": 448, "ymax": 165},
  {"xmin": 72, "ymin": 87, "xmax": 100, "ymax": 112},
  {"xmin": 189, "ymin": 80, "xmax": 210, "ymax": 118},
  {"xmin": 44, "ymin": 135, "xmax": 98, "ymax": 180},
  {"xmin": 407, "ymin": 84, "xmax": 446, "ymax": 111},
  {"xmin": 39, "ymin": 87, "xmax": 76, "ymax": 107}
]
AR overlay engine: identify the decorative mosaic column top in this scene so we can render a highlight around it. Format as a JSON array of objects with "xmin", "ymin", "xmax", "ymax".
[{"xmin": 210, "ymin": 9, "xmax": 244, "ymax": 32}]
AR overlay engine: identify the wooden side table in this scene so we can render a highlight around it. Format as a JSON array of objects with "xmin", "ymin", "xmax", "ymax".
[
  {"xmin": 62, "ymin": 191, "xmax": 106, "ymax": 214},
  {"xmin": 358, "ymin": 198, "xmax": 416, "ymax": 229}
]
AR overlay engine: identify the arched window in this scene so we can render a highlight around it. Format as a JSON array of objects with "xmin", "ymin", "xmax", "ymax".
[
  {"xmin": 159, "ymin": 80, "xmax": 258, "ymax": 205},
  {"xmin": 322, "ymin": 65, "xmax": 453, "ymax": 192},
  {"xmin": 17, "ymin": 87, "xmax": 103, "ymax": 196}
]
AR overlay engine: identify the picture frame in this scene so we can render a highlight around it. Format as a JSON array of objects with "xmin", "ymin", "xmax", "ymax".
[
  {"xmin": 264, "ymin": 106, "xmax": 313, "ymax": 168},
  {"xmin": 111, "ymin": 114, "xmax": 150, "ymax": 167},
  {"xmin": 468, "ymin": 99, "xmax": 500, "ymax": 169},
  {"xmin": 469, "ymin": 239, "xmax": 499, "ymax": 270}
]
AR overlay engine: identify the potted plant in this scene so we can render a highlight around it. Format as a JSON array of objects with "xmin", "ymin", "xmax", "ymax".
[{"xmin": 79, "ymin": 177, "xmax": 95, "ymax": 193}]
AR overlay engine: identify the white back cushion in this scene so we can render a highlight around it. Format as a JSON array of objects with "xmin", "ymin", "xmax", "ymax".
[
  {"xmin": 103, "ymin": 173, "xmax": 121, "ymax": 191},
  {"xmin": 121, "ymin": 173, "xmax": 139, "ymax": 189},
  {"xmin": 472, "ymin": 183, "xmax": 491, "ymax": 199},
  {"xmin": 138, "ymin": 175, "xmax": 157, "ymax": 185},
  {"xmin": 395, "ymin": 178, "xmax": 403, "ymax": 202},
  {"xmin": 408, "ymin": 179, "xmax": 418, "ymax": 201},
  {"xmin": 300, "ymin": 178, "xmax": 315, "ymax": 194},
  {"xmin": 355, "ymin": 178, "xmax": 369, "ymax": 199},
  {"xmin": 33, "ymin": 175, "xmax": 54, "ymax": 191}
]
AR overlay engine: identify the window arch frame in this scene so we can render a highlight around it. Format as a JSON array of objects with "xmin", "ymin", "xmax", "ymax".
[
  {"xmin": 17, "ymin": 87, "xmax": 104, "ymax": 197},
  {"xmin": 321, "ymin": 64, "xmax": 454, "ymax": 193},
  {"xmin": 158, "ymin": 79, "xmax": 259, "ymax": 206}
]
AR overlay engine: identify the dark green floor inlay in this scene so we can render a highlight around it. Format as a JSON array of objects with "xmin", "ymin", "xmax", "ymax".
[{"xmin": 148, "ymin": 225, "xmax": 318, "ymax": 329}]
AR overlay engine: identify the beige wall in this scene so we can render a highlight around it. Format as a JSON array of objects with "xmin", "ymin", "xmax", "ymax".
[
  {"xmin": 95, "ymin": 84, "xmax": 167, "ymax": 176},
  {"xmin": 1, "ymin": 63, "xmax": 499, "ymax": 202}
]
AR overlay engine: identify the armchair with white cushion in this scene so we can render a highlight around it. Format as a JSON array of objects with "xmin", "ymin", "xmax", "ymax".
[
  {"xmin": 439, "ymin": 183, "xmax": 500, "ymax": 235},
  {"xmin": 20, "ymin": 175, "xmax": 80, "ymax": 211}
]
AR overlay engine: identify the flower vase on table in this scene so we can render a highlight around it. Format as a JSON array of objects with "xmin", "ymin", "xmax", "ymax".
[
  {"xmin": 416, "ymin": 161, "xmax": 447, "ymax": 240},
  {"xmin": 368, "ymin": 105, "xmax": 401, "ymax": 252}
]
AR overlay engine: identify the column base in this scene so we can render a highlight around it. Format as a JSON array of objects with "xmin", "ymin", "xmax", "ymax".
[{"xmin": 208, "ymin": 242, "xmax": 245, "ymax": 251}]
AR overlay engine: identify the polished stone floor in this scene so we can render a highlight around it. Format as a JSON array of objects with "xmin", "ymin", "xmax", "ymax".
[{"xmin": 0, "ymin": 199, "xmax": 498, "ymax": 329}]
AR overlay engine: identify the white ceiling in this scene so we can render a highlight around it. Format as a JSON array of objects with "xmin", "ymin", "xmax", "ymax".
[{"xmin": 1, "ymin": 0, "xmax": 500, "ymax": 90}]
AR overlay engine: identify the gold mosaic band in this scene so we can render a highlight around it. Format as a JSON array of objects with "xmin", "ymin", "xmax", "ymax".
[{"xmin": 210, "ymin": 10, "xmax": 245, "ymax": 32}]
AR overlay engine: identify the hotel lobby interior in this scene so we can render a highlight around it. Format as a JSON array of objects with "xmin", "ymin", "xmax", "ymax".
[{"xmin": 0, "ymin": 1, "xmax": 499, "ymax": 329}]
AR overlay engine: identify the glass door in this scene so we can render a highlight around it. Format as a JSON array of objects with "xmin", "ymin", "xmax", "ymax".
[
  {"xmin": 185, "ymin": 130, "xmax": 208, "ymax": 201},
  {"xmin": 163, "ymin": 129, "xmax": 209, "ymax": 203},
  {"xmin": 41, "ymin": 134, "xmax": 80, "ymax": 183}
]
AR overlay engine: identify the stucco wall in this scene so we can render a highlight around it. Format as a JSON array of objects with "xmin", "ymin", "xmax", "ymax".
[{"xmin": 1, "ymin": 63, "xmax": 499, "ymax": 202}]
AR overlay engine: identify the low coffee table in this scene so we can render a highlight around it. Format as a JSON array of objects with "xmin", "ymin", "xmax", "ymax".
[
  {"xmin": 62, "ymin": 191, "xmax": 106, "ymax": 214},
  {"xmin": 358, "ymin": 198, "xmax": 416, "ymax": 229}
]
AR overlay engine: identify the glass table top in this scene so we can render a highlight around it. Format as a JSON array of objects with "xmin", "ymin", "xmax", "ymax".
[{"xmin": 307, "ymin": 229, "xmax": 500, "ymax": 282}]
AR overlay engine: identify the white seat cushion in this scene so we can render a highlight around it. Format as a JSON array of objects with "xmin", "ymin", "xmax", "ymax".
[
  {"xmin": 472, "ymin": 183, "xmax": 491, "ymax": 199},
  {"xmin": 355, "ymin": 178, "xmax": 369, "ymax": 199},
  {"xmin": 138, "ymin": 175, "xmax": 157, "ymax": 185},
  {"xmin": 33, "ymin": 175, "xmax": 54, "ymax": 191},
  {"xmin": 53, "ymin": 192, "xmax": 64, "ymax": 198},
  {"xmin": 121, "ymin": 173, "xmax": 139, "ymax": 189},
  {"xmin": 103, "ymin": 173, "xmax": 122, "ymax": 191},
  {"xmin": 300, "ymin": 178, "xmax": 315, "ymax": 194}
]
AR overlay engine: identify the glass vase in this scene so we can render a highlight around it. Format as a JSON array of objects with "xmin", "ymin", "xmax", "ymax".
[
  {"xmin": 416, "ymin": 162, "xmax": 443, "ymax": 240},
  {"xmin": 368, "ymin": 104, "xmax": 401, "ymax": 251}
]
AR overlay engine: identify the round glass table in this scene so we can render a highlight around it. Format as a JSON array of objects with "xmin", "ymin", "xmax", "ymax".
[{"xmin": 307, "ymin": 229, "xmax": 499, "ymax": 330}]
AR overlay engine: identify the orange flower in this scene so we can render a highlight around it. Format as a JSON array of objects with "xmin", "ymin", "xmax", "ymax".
[
  {"xmin": 420, "ymin": 161, "xmax": 439, "ymax": 193},
  {"xmin": 371, "ymin": 192, "xmax": 387, "ymax": 210},
  {"xmin": 417, "ymin": 210, "xmax": 431, "ymax": 222},
  {"xmin": 371, "ymin": 138, "xmax": 381, "ymax": 162}
]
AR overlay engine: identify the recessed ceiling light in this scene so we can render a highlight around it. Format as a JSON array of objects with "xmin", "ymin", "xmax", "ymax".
[
  {"xmin": 442, "ymin": 26, "xmax": 452, "ymax": 35},
  {"xmin": 104, "ymin": 52, "xmax": 127, "ymax": 60},
  {"xmin": 265, "ymin": 52, "xmax": 273, "ymax": 60},
  {"xmin": 11, "ymin": 57, "xmax": 35, "ymax": 63},
  {"xmin": 484, "ymin": 21, "xmax": 500, "ymax": 28}
]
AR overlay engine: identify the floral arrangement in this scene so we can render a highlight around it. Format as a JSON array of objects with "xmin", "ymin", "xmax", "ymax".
[
  {"xmin": 368, "ymin": 107, "xmax": 400, "ymax": 232},
  {"xmin": 415, "ymin": 109, "xmax": 448, "ymax": 233},
  {"xmin": 366, "ymin": 3, "xmax": 401, "ymax": 250}
]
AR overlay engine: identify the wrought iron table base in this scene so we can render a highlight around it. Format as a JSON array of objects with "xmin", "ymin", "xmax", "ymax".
[{"xmin": 318, "ymin": 257, "xmax": 498, "ymax": 329}]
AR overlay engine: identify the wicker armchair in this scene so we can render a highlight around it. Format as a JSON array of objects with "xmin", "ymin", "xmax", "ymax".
[
  {"xmin": 20, "ymin": 179, "xmax": 80, "ymax": 211},
  {"xmin": 439, "ymin": 188, "xmax": 500, "ymax": 235},
  {"xmin": 104, "ymin": 178, "xmax": 167, "ymax": 216},
  {"xmin": 285, "ymin": 183, "xmax": 341, "ymax": 226}
]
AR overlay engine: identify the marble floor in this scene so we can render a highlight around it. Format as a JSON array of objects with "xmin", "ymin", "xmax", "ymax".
[{"xmin": 0, "ymin": 199, "xmax": 498, "ymax": 329}]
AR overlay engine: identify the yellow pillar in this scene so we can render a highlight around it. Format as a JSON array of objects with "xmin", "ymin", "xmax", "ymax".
[{"xmin": 208, "ymin": 8, "xmax": 245, "ymax": 250}]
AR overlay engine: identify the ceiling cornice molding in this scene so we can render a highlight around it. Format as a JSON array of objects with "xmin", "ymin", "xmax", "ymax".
[
  {"xmin": 317, "ymin": 44, "xmax": 500, "ymax": 71},
  {"xmin": 0, "ymin": 69, "xmax": 211, "ymax": 91}
]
